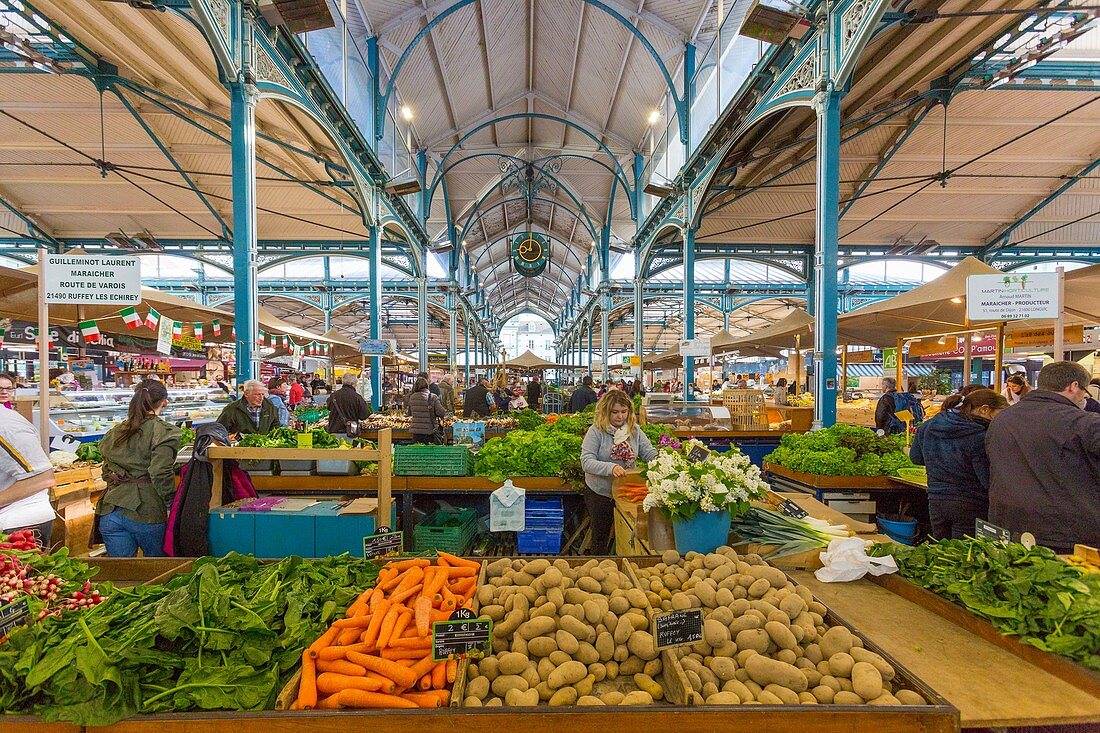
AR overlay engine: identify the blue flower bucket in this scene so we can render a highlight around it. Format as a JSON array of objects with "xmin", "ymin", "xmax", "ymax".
[
  {"xmin": 878, "ymin": 516, "xmax": 918, "ymax": 546},
  {"xmin": 672, "ymin": 510, "xmax": 731, "ymax": 555}
]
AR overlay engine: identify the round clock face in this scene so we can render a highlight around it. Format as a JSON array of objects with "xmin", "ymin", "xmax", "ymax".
[
  {"xmin": 517, "ymin": 236, "xmax": 543, "ymax": 263},
  {"xmin": 512, "ymin": 232, "xmax": 549, "ymax": 277}
]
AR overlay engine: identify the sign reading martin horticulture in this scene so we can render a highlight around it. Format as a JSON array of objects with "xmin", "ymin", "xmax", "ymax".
[
  {"xmin": 679, "ymin": 338, "xmax": 712, "ymax": 358},
  {"xmin": 43, "ymin": 254, "xmax": 141, "ymax": 305},
  {"xmin": 967, "ymin": 272, "xmax": 1060, "ymax": 321}
]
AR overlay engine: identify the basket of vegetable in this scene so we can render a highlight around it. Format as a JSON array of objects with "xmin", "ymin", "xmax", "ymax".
[{"xmin": 394, "ymin": 444, "xmax": 474, "ymax": 477}]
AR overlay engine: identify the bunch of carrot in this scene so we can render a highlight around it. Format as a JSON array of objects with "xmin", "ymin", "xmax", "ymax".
[
  {"xmin": 292, "ymin": 551, "xmax": 481, "ymax": 711},
  {"xmin": 619, "ymin": 483, "xmax": 649, "ymax": 503}
]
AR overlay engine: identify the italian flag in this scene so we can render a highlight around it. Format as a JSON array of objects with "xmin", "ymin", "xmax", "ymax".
[
  {"xmin": 259, "ymin": 330, "xmax": 266, "ymax": 345},
  {"xmin": 194, "ymin": 322, "xmax": 203, "ymax": 339},
  {"xmin": 33, "ymin": 328, "xmax": 55, "ymax": 348},
  {"xmin": 120, "ymin": 306, "xmax": 141, "ymax": 329},
  {"xmin": 145, "ymin": 308, "xmax": 160, "ymax": 330},
  {"xmin": 212, "ymin": 319, "xmax": 221, "ymax": 338},
  {"xmin": 79, "ymin": 320, "xmax": 100, "ymax": 344},
  {"xmin": 172, "ymin": 321, "xmax": 182, "ymax": 338}
]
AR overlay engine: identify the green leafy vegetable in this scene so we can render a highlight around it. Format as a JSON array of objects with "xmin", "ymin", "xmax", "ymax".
[
  {"xmin": 764, "ymin": 424, "xmax": 914, "ymax": 476},
  {"xmin": 0, "ymin": 553, "xmax": 381, "ymax": 725},
  {"xmin": 474, "ymin": 420, "xmax": 585, "ymax": 485},
  {"xmin": 514, "ymin": 409, "xmax": 546, "ymax": 430},
  {"xmin": 871, "ymin": 538, "xmax": 1100, "ymax": 671},
  {"xmin": 75, "ymin": 442, "xmax": 103, "ymax": 463},
  {"xmin": 177, "ymin": 427, "xmax": 195, "ymax": 450}
]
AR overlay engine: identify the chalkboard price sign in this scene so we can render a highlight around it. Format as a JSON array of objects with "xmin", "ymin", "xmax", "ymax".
[
  {"xmin": 432, "ymin": 608, "xmax": 492, "ymax": 662},
  {"xmin": 778, "ymin": 499, "xmax": 808, "ymax": 519},
  {"xmin": 653, "ymin": 608, "xmax": 704, "ymax": 650},
  {"xmin": 975, "ymin": 518, "xmax": 1010, "ymax": 543},
  {"xmin": 0, "ymin": 597, "xmax": 30, "ymax": 639},
  {"xmin": 363, "ymin": 529, "xmax": 403, "ymax": 559},
  {"xmin": 686, "ymin": 444, "xmax": 710, "ymax": 464}
]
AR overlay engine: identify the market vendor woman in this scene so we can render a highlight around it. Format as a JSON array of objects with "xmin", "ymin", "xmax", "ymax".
[
  {"xmin": 580, "ymin": 391, "xmax": 657, "ymax": 554},
  {"xmin": 216, "ymin": 379, "xmax": 279, "ymax": 435},
  {"xmin": 96, "ymin": 380, "xmax": 181, "ymax": 557}
]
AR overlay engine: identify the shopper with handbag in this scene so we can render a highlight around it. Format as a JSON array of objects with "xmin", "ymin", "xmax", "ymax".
[
  {"xmin": 326, "ymin": 373, "xmax": 371, "ymax": 438},
  {"xmin": 408, "ymin": 376, "xmax": 445, "ymax": 444}
]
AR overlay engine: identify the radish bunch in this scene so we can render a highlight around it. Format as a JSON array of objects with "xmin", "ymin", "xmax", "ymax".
[
  {"xmin": 0, "ymin": 529, "xmax": 39, "ymax": 551},
  {"xmin": 0, "ymin": 546, "xmax": 106, "ymax": 624}
]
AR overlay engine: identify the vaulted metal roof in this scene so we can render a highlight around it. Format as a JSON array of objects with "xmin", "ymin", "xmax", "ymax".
[{"xmin": 351, "ymin": 0, "xmax": 719, "ymax": 321}]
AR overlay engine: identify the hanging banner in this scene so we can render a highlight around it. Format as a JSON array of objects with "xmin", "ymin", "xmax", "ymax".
[
  {"xmin": 0, "ymin": 321, "xmax": 120, "ymax": 350},
  {"xmin": 1005, "ymin": 325, "xmax": 1084, "ymax": 349},
  {"xmin": 156, "ymin": 317, "xmax": 174, "ymax": 355},
  {"xmin": 43, "ymin": 254, "xmax": 141, "ymax": 304},
  {"xmin": 967, "ymin": 272, "xmax": 1060, "ymax": 321},
  {"xmin": 679, "ymin": 338, "xmax": 712, "ymax": 357}
]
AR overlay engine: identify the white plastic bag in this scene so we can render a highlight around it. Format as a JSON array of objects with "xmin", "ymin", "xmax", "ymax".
[{"xmin": 814, "ymin": 537, "xmax": 898, "ymax": 583}]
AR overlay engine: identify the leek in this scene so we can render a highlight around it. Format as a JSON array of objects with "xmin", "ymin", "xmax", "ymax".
[{"xmin": 731, "ymin": 507, "xmax": 853, "ymax": 559}]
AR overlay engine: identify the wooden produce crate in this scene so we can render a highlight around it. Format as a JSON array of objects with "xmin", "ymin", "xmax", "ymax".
[
  {"xmin": 870, "ymin": 573, "xmax": 1100, "ymax": 699},
  {"xmin": 763, "ymin": 462, "xmax": 899, "ymax": 490},
  {"xmin": 49, "ymin": 464, "xmax": 104, "ymax": 555}
]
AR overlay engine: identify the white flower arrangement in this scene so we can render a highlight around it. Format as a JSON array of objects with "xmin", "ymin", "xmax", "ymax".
[{"xmin": 640, "ymin": 439, "xmax": 770, "ymax": 521}]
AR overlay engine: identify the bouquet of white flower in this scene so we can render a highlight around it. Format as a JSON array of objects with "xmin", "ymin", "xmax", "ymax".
[{"xmin": 640, "ymin": 439, "xmax": 771, "ymax": 521}]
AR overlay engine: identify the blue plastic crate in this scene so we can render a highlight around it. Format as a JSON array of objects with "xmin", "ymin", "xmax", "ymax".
[
  {"xmin": 517, "ymin": 529, "xmax": 563, "ymax": 554},
  {"xmin": 524, "ymin": 498, "xmax": 564, "ymax": 530}
]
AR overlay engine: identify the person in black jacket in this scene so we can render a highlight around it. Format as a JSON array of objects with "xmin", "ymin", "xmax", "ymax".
[
  {"xmin": 986, "ymin": 361, "xmax": 1100, "ymax": 552},
  {"xmin": 526, "ymin": 374, "xmax": 542, "ymax": 411},
  {"xmin": 569, "ymin": 375, "xmax": 599, "ymax": 413},
  {"xmin": 462, "ymin": 376, "xmax": 492, "ymax": 418},
  {"xmin": 325, "ymin": 373, "xmax": 371, "ymax": 435},
  {"xmin": 407, "ymin": 376, "xmax": 444, "ymax": 444},
  {"xmin": 910, "ymin": 389, "xmax": 1007, "ymax": 540}
]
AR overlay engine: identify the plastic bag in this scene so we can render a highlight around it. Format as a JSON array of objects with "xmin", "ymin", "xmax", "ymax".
[{"xmin": 814, "ymin": 537, "xmax": 898, "ymax": 583}]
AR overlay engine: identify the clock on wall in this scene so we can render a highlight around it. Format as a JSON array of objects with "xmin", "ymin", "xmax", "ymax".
[{"xmin": 512, "ymin": 231, "xmax": 550, "ymax": 278}]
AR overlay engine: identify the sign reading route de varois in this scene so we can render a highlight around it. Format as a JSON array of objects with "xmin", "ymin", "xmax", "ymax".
[{"xmin": 43, "ymin": 254, "xmax": 142, "ymax": 305}]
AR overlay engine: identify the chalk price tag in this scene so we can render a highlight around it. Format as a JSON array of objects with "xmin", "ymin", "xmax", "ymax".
[
  {"xmin": 653, "ymin": 608, "xmax": 704, "ymax": 650},
  {"xmin": 432, "ymin": 607, "xmax": 492, "ymax": 662},
  {"xmin": 0, "ymin": 597, "xmax": 31, "ymax": 639},
  {"xmin": 975, "ymin": 518, "xmax": 1011, "ymax": 543},
  {"xmin": 686, "ymin": 444, "xmax": 710, "ymax": 463},
  {"xmin": 296, "ymin": 432, "xmax": 313, "ymax": 449},
  {"xmin": 778, "ymin": 499, "xmax": 809, "ymax": 519},
  {"xmin": 363, "ymin": 528, "xmax": 402, "ymax": 558}
]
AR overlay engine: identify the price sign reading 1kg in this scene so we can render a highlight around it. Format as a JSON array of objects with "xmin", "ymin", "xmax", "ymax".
[
  {"xmin": 0, "ymin": 597, "xmax": 31, "ymax": 640},
  {"xmin": 653, "ymin": 608, "xmax": 704, "ymax": 650},
  {"xmin": 432, "ymin": 607, "xmax": 492, "ymax": 662},
  {"xmin": 362, "ymin": 528, "xmax": 403, "ymax": 559}
]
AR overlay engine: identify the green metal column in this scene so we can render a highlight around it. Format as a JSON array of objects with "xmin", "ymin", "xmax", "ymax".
[
  {"xmin": 463, "ymin": 311, "xmax": 470, "ymax": 385},
  {"xmin": 813, "ymin": 88, "xmax": 843, "ymax": 427},
  {"xmin": 448, "ymin": 291, "xmax": 457, "ymax": 375},
  {"xmin": 230, "ymin": 79, "xmax": 259, "ymax": 381},
  {"xmin": 417, "ymin": 255, "xmax": 428, "ymax": 372},
  {"xmin": 683, "ymin": 225, "xmax": 696, "ymax": 400},
  {"xmin": 368, "ymin": 219, "xmax": 383, "ymax": 411}
]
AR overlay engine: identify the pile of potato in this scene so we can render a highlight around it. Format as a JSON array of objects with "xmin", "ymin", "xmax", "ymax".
[
  {"xmin": 633, "ymin": 547, "xmax": 928, "ymax": 707},
  {"xmin": 464, "ymin": 557, "xmax": 677, "ymax": 707}
]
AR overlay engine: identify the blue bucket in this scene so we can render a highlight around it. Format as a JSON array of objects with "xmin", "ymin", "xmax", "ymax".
[
  {"xmin": 878, "ymin": 516, "xmax": 918, "ymax": 545},
  {"xmin": 672, "ymin": 510, "xmax": 731, "ymax": 554}
]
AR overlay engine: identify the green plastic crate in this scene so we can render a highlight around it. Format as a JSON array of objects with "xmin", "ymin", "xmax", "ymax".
[
  {"xmin": 393, "ymin": 444, "xmax": 474, "ymax": 476},
  {"xmin": 413, "ymin": 508, "xmax": 479, "ymax": 554}
]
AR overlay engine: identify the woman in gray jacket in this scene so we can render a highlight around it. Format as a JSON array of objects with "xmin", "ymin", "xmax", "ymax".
[
  {"xmin": 580, "ymin": 391, "xmax": 657, "ymax": 553},
  {"xmin": 407, "ymin": 376, "xmax": 445, "ymax": 444}
]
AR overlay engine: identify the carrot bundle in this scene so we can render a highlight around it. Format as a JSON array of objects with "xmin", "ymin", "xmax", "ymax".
[{"xmin": 293, "ymin": 554, "xmax": 481, "ymax": 711}]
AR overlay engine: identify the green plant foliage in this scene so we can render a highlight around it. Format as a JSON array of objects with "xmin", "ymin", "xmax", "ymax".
[
  {"xmin": 514, "ymin": 409, "xmax": 546, "ymax": 430},
  {"xmin": 763, "ymin": 424, "xmax": 914, "ymax": 476},
  {"xmin": 75, "ymin": 442, "xmax": 103, "ymax": 463},
  {"xmin": 872, "ymin": 539, "xmax": 1100, "ymax": 671},
  {"xmin": 0, "ymin": 553, "xmax": 381, "ymax": 725},
  {"xmin": 473, "ymin": 421, "xmax": 585, "ymax": 484}
]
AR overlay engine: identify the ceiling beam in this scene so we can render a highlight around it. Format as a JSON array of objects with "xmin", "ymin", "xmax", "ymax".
[
  {"xmin": 420, "ymin": 0, "xmax": 462, "ymax": 147},
  {"xmin": 562, "ymin": 3, "xmax": 588, "ymax": 150},
  {"xmin": 600, "ymin": 0, "xmax": 643, "ymax": 150},
  {"xmin": 475, "ymin": 0, "xmax": 498, "ymax": 147}
]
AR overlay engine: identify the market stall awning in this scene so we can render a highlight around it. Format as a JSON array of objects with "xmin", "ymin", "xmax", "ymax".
[
  {"xmin": 713, "ymin": 310, "xmax": 814, "ymax": 356},
  {"xmin": 501, "ymin": 350, "xmax": 570, "ymax": 370},
  {"xmin": 1060, "ymin": 264, "xmax": 1100, "ymax": 326},
  {"xmin": 837, "ymin": 257, "xmax": 1002, "ymax": 348},
  {"xmin": 641, "ymin": 330, "xmax": 743, "ymax": 370}
]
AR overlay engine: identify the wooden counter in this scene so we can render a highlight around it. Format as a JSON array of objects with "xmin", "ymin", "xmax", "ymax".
[
  {"xmin": 763, "ymin": 463, "xmax": 901, "ymax": 490},
  {"xmin": 789, "ymin": 571, "xmax": 1100, "ymax": 729}
]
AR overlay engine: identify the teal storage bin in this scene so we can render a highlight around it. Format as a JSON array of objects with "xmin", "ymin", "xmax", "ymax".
[
  {"xmin": 208, "ymin": 506, "xmax": 256, "ymax": 556},
  {"xmin": 254, "ymin": 511, "xmax": 317, "ymax": 557},
  {"xmin": 313, "ymin": 503, "xmax": 399, "ymax": 557}
]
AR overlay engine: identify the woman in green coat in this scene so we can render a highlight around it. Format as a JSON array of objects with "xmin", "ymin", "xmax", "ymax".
[{"xmin": 97, "ymin": 380, "xmax": 181, "ymax": 556}]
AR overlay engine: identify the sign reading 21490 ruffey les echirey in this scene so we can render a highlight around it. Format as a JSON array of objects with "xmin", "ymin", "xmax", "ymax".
[
  {"xmin": 966, "ymin": 272, "xmax": 1060, "ymax": 321},
  {"xmin": 43, "ymin": 254, "xmax": 142, "ymax": 305}
]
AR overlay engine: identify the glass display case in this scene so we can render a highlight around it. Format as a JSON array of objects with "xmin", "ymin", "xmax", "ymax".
[
  {"xmin": 18, "ymin": 387, "xmax": 232, "ymax": 439},
  {"xmin": 642, "ymin": 402, "xmax": 733, "ymax": 431}
]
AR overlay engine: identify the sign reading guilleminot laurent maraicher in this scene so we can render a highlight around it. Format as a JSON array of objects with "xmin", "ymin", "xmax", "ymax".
[
  {"xmin": 966, "ymin": 272, "xmax": 1060, "ymax": 321},
  {"xmin": 43, "ymin": 254, "xmax": 142, "ymax": 305}
]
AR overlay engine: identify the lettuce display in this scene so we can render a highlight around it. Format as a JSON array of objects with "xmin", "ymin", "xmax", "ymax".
[
  {"xmin": 473, "ymin": 416, "xmax": 589, "ymax": 484},
  {"xmin": 236, "ymin": 428, "xmax": 341, "ymax": 449},
  {"xmin": 872, "ymin": 539, "xmax": 1100, "ymax": 671},
  {"xmin": 763, "ymin": 424, "xmax": 914, "ymax": 477},
  {"xmin": 0, "ymin": 553, "xmax": 381, "ymax": 725}
]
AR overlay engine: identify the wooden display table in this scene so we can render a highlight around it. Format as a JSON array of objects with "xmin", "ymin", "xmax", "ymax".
[
  {"xmin": 790, "ymin": 571, "xmax": 1100, "ymax": 728},
  {"xmin": 763, "ymin": 463, "xmax": 900, "ymax": 490},
  {"xmin": 207, "ymin": 428, "xmax": 393, "ymax": 524},
  {"xmin": 767, "ymin": 403, "xmax": 814, "ymax": 431}
]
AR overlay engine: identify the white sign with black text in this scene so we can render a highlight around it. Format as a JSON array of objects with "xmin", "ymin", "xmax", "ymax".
[
  {"xmin": 43, "ymin": 254, "xmax": 142, "ymax": 305},
  {"xmin": 966, "ymin": 273, "xmax": 1060, "ymax": 321}
]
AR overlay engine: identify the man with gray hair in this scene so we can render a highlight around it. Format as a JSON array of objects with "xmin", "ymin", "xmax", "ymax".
[
  {"xmin": 986, "ymin": 361, "xmax": 1100, "ymax": 552},
  {"xmin": 326, "ymin": 372, "xmax": 371, "ymax": 436},
  {"xmin": 216, "ymin": 379, "xmax": 279, "ymax": 435}
]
